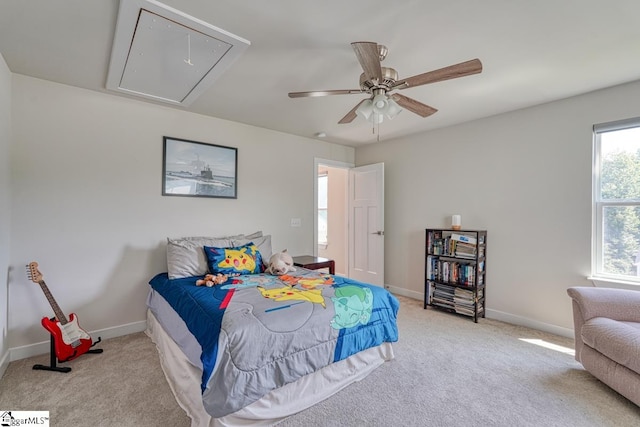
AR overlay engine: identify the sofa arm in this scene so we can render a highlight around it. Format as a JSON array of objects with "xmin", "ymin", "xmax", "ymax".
[
  {"xmin": 567, "ymin": 286, "xmax": 640, "ymax": 323},
  {"xmin": 567, "ymin": 286, "xmax": 640, "ymax": 363}
]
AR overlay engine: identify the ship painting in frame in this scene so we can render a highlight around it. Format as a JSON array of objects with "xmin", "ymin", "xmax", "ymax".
[{"xmin": 162, "ymin": 136, "xmax": 238, "ymax": 199}]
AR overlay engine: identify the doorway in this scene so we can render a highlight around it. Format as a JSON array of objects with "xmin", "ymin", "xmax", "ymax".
[
  {"xmin": 315, "ymin": 161, "xmax": 350, "ymax": 276},
  {"xmin": 314, "ymin": 159, "xmax": 385, "ymax": 286}
]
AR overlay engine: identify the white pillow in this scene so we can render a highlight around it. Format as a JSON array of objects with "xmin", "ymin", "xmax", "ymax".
[
  {"xmin": 231, "ymin": 235, "xmax": 272, "ymax": 267},
  {"xmin": 166, "ymin": 232, "xmax": 264, "ymax": 279},
  {"xmin": 174, "ymin": 231, "xmax": 262, "ymax": 242},
  {"xmin": 167, "ymin": 237, "xmax": 231, "ymax": 279},
  {"xmin": 238, "ymin": 231, "xmax": 263, "ymax": 240}
]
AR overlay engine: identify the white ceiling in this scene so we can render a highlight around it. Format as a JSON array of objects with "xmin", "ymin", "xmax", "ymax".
[{"xmin": 2, "ymin": 0, "xmax": 640, "ymax": 147}]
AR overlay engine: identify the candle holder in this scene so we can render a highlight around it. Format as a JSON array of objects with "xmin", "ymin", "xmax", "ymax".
[{"xmin": 452, "ymin": 215, "xmax": 461, "ymax": 230}]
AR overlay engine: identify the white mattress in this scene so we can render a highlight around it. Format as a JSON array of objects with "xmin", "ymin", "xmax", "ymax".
[{"xmin": 146, "ymin": 290, "xmax": 394, "ymax": 427}]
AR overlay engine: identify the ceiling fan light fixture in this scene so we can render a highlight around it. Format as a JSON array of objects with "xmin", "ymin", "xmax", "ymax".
[
  {"xmin": 369, "ymin": 93, "xmax": 403, "ymax": 122},
  {"xmin": 356, "ymin": 94, "xmax": 402, "ymax": 124},
  {"xmin": 372, "ymin": 93, "xmax": 388, "ymax": 114},
  {"xmin": 371, "ymin": 112, "xmax": 384, "ymax": 124},
  {"xmin": 356, "ymin": 99, "xmax": 374, "ymax": 121},
  {"xmin": 385, "ymin": 97, "xmax": 402, "ymax": 120}
]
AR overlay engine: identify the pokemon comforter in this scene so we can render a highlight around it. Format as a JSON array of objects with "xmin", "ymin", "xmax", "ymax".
[{"xmin": 148, "ymin": 269, "xmax": 399, "ymax": 418}]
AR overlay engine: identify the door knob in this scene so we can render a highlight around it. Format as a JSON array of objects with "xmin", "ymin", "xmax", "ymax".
[{"xmin": 372, "ymin": 230, "xmax": 384, "ymax": 236}]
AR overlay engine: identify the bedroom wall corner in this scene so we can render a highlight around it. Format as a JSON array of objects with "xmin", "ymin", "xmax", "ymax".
[{"xmin": 0, "ymin": 52, "xmax": 12, "ymax": 377}]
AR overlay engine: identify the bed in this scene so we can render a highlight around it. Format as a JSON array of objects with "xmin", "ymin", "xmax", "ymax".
[{"xmin": 146, "ymin": 233, "xmax": 399, "ymax": 426}]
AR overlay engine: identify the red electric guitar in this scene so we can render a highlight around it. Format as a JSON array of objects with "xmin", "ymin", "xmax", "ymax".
[{"xmin": 27, "ymin": 262, "xmax": 93, "ymax": 362}]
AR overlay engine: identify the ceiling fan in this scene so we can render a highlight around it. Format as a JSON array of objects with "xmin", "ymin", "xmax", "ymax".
[{"xmin": 288, "ymin": 41, "xmax": 483, "ymax": 125}]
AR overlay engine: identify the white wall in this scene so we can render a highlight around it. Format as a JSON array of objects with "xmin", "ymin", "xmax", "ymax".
[
  {"xmin": 8, "ymin": 74, "xmax": 354, "ymax": 356},
  {"xmin": 0, "ymin": 54, "xmax": 11, "ymax": 373},
  {"xmin": 356, "ymin": 79, "xmax": 640, "ymax": 336}
]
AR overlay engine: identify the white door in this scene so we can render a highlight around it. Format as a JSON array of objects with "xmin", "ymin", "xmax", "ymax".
[{"xmin": 348, "ymin": 163, "xmax": 384, "ymax": 286}]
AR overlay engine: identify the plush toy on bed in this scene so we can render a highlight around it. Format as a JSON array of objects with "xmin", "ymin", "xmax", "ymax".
[
  {"xmin": 265, "ymin": 249, "xmax": 297, "ymax": 276},
  {"xmin": 196, "ymin": 273, "xmax": 228, "ymax": 287}
]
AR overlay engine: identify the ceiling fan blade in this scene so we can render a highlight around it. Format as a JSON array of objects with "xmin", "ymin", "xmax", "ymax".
[
  {"xmin": 394, "ymin": 58, "xmax": 483, "ymax": 89},
  {"xmin": 351, "ymin": 42, "xmax": 383, "ymax": 83},
  {"xmin": 288, "ymin": 89, "xmax": 362, "ymax": 98},
  {"xmin": 391, "ymin": 93, "xmax": 438, "ymax": 118},
  {"xmin": 338, "ymin": 99, "xmax": 368, "ymax": 124}
]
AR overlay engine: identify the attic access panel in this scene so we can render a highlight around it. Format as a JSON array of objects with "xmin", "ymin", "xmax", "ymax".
[
  {"xmin": 119, "ymin": 10, "xmax": 233, "ymax": 103},
  {"xmin": 107, "ymin": 0, "xmax": 250, "ymax": 106}
]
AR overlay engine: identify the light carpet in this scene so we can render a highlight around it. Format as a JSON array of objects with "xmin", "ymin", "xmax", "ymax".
[{"xmin": 1, "ymin": 296, "xmax": 639, "ymax": 426}]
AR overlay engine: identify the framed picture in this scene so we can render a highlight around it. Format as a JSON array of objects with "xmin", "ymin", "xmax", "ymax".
[{"xmin": 162, "ymin": 136, "xmax": 237, "ymax": 198}]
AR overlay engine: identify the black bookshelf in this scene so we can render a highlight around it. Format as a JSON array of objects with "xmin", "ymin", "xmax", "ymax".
[{"xmin": 424, "ymin": 228, "xmax": 487, "ymax": 323}]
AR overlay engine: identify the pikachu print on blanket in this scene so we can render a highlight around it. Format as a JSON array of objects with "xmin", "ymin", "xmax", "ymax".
[{"xmin": 257, "ymin": 286, "xmax": 327, "ymax": 308}]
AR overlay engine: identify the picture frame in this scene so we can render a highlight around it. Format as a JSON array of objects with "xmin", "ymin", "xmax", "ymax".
[{"xmin": 162, "ymin": 136, "xmax": 237, "ymax": 199}]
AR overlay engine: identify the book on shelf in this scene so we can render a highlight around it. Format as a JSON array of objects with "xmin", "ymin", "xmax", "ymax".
[
  {"xmin": 455, "ymin": 241, "xmax": 476, "ymax": 250},
  {"xmin": 453, "ymin": 287, "xmax": 483, "ymax": 301},
  {"xmin": 429, "ymin": 281, "xmax": 483, "ymax": 316},
  {"xmin": 454, "ymin": 305, "xmax": 483, "ymax": 316},
  {"xmin": 454, "ymin": 241, "xmax": 477, "ymax": 258},
  {"xmin": 451, "ymin": 233, "xmax": 477, "ymax": 244},
  {"xmin": 428, "ymin": 259, "xmax": 477, "ymax": 286},
  {"xmin": 430, "ymin": 236, "xmax": 480, "ymax": 259},
  {"xmin": 431, "ymin": 298, "xmax": 455, "ymax": 307}
]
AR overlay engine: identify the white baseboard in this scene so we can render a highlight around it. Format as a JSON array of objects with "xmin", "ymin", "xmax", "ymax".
[
  {"xmin": 9, "ymin": 320, "xmax": 147, "ymax": 362},
  {"xmin": 486, "ymin": 309, "xmax": 574, "ymax": 339},
  {"xmin": 385, "ymin": 285, "xmax": 574, "ymax": 339},
  {"xmin": 385, "ymin": 284, "xmax": 423, "ymax": 301},
  {"xmin": 0, "ymin": 349, "xmax": 9, "ymax": 379}
]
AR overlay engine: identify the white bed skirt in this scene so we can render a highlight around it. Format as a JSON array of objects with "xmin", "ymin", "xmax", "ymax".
[{"xmin": 146, "ymin": 309, "xmax": 394, "ymax": 427}]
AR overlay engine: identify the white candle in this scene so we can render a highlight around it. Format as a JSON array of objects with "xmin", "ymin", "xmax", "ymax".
[{"xmin": 452, "ymin": 215, "xmax": 461, "ymax": 229}]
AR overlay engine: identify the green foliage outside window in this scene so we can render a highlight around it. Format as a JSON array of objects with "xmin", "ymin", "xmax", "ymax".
[{"xmin": 600, "ymin": 148, "xmax": 640, "ymax": 276}]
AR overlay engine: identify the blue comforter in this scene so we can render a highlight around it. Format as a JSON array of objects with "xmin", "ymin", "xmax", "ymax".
[{"xmin": 149, "ymin": 269, "xmax": 399, "ymax": 417}]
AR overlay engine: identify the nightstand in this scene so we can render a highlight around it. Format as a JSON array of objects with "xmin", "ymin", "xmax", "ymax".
[{"xmin": 292, "ymin": 256, "xmax": 335, "ymax": 275}]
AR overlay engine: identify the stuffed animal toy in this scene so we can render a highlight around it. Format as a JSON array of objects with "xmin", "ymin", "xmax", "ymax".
[
  {"xmin": 266, "ymin": 249, "xmax": 297, "ymax": 276},
  {"xmin": 196, "ymin": 273, "xmax": 228, "ymax": 287}
]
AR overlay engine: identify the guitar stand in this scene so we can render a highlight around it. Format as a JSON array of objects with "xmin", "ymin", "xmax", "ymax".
[{"xmin": 33, "ymin": 334, "xmax": 103, "ymax": 373}]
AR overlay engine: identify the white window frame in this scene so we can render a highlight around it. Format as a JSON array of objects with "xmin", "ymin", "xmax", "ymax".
[{"xmin": 591, "ymin": 117, "xmax": 640, "ymax": 286}]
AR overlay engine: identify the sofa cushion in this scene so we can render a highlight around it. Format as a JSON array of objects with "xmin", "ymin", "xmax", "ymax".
[{"xmin": 581, "ymin": 317, "xmax": 640, "ymax": 375}]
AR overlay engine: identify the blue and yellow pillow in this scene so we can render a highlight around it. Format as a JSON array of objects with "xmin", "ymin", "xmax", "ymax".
[{"xmin": 204, "ymin": 242, "xmax": 263, "ymax": 275}]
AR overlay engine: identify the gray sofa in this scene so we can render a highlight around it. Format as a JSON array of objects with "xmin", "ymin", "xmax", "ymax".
[{"xmin": 567, "ymin": 286, "xmax": 640, "ymax": 406}]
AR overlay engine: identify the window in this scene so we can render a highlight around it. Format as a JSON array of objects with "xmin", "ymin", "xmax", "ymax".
[
  {"xmin": 318, "ymin": 173, "xmax": 328, "ymax": 245},
  {"xmin": 593, "ymin": 118, "xmax": 640, "ymax": 283}
]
